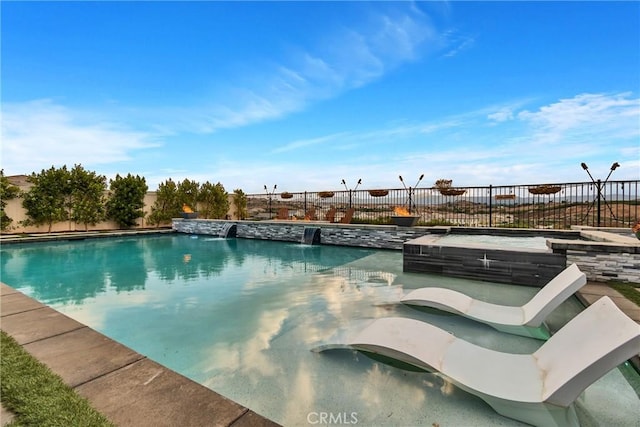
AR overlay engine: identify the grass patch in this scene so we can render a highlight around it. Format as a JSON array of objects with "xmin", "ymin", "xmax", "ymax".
[
  {"xmin": 0, "ymin": 331, "xmax": 114, "ymax": 427},
  {"xmin": 608, "ymin": 281, "xmax": 640, "ymax": 307}
]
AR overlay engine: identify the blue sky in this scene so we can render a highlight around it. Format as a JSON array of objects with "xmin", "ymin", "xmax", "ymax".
[{"xmin": 2, "ymin": 1, "xmax": 639, "ymax": 193}]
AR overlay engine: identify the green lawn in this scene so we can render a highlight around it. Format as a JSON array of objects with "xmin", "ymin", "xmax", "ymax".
[
  {"xmin": 608, "ymin": 281, "xmax": 640, "ymax": 307},
  {"xmin": 0, "ymin": 331, "xmax": 114, "ymax": 427}
]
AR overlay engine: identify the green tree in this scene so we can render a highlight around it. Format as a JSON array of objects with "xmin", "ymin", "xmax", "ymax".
[
  {"xmin": 21, "ymin": 166, "xmax": 72, "ymax": 232},
  {"xmin": 232, "ymin": 188, "xmax": 248, "ymax": 220},
  {"xmin": 69, "ymin": 164, "xmax": 107, "ymax": 231},
  {"xmin": 177, "ymin": 179, "xmax": 199, "ymax": 212},
  {"xmin": 198, "ymin": 182, "xmax": 229, "ymax": 219},
  {"xmin": 0, "ymin": 170, "xmax": 20, "ymax": 231},
  {"xmin": 106, "ymin": 174, "xmax": 148, "ymax": 229},
  {"xmin": 148, "ymin": 179, "xmax": 180, "ymax": 226}
]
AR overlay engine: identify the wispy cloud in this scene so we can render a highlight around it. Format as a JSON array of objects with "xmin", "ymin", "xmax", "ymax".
[
  {"xmin": 175, "ymin": 5, "xmax": 440, "ymax": 134},
  {"xmin": 4, "ymin": 91, "xmax": 636, "ymax": 191},
  {"xmin": 254, "ymin": 92, "xmax": 639, "ymax": 189},
  {"xmin": 416, "ymin": 92, "xmax": 639, "ymax": 183},
  {"xmin": 271, "ymin": 132, "xmax": 351, "ymax": 154},
  {"xmin": 1, "ymin": 99, "xmax": 159, "ymax": 174},
  {"xmin": 516, "ymin": 92, "xmax": 640, "ymax": 144},
  {"xmin": 2, "ymin": 4, "xmax": 447, "ymax": 173},
  {"xmin": 487, "ymin": 107, "xmax": 515, "ymax": 123},
  {"xmin": 441, "ymin": 31, "xmax": 475, "ymax": 58}
]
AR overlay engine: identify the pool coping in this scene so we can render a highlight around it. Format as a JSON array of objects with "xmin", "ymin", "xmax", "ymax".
[
  {"xmin": 0, "ymin": 283, "xmax": 280, "ymax": 427},
  {"xmin": 0, "ymin": 228, "xmax": 175, "ymax": 244}
]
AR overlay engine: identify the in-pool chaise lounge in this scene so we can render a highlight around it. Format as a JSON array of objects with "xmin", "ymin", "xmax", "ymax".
[
  {"xmin": 312, "ymin": 296, "xmax": 640, "ymax": 427},
  {"xmin": 401, "ymin": 263, "xmax": 587, "ymax": 339}
]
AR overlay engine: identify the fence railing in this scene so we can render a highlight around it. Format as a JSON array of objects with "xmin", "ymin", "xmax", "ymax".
[{"xmin": 246, "ymin": 180, "xmax": 640, "ymax": 229}]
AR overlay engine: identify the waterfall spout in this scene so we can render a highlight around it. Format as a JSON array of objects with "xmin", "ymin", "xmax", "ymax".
[
  {"xmin": 301, "ymin": 227, "xmax": 321, "ymax": 245},
  {"xmin": 219, "ymin": 223, "xmax": 237, "ymax": 238}
]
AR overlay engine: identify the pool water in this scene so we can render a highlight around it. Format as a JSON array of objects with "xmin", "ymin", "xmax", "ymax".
[
  {"xmin": 436, "ymin": 234, "xmax": 550, "ymax": 250},
  {"xmin": 1, "ymin": 235, "xmax": 638, "ymax": 426}
]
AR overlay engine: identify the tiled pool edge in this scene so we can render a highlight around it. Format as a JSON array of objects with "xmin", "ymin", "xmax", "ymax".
[
  {"xmin": 0, "ymin": 283, "xmax": 280, "ymax": 427},
  {"xmin": 0, "ymin": 228, "xmax": 175, "ymax": 244}
]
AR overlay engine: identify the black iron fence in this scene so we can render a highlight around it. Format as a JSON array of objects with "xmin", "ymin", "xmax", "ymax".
[{"xmin": 246, "ymin": 180, "xmax": 640, "ymax": 229}]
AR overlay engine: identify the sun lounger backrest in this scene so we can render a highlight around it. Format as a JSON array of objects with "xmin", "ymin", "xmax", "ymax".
[
  {"xmin": 534, "ymin": 296, "xmax": 640, "ymax": 406},
  {"xmin": 521, "ymin": 264, "xmax": 586, "ymax": 326}
]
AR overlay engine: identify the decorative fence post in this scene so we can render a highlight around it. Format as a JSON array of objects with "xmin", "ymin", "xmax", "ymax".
[
  {"xmin": 596, "ymin": 179, "xmax": 602, "ymax": 227},
  {"xmin": 342, "ymin": 179, "xmax": 361, "ymax": 210},
  {"xmin": 489, "ymin": 184, "xmax": 493, "ymax": 227},
  {"xmin": 264, "ymin": 184, "xmax": 277, "ymax": 218}
]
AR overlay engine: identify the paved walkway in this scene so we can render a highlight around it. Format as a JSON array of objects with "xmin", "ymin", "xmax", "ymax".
[
  {"xmin": 1, "ymin": 242, "xmax": 638, "ymax": 427},
  {"xmin": 578, "ymin": 282, "xmax": 640, "ymax": 323},
  {"xmin": 0, "ymin": 283, "xmax": 279, "ymax": 427}
]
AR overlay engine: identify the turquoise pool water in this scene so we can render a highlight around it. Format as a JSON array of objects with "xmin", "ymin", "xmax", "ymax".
[{"xmin": 1, "ymin": 235, "xmax": 638, "ymax": 426}]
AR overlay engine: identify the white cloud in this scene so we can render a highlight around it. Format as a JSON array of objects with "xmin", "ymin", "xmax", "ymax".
[
  {"xmin": 180, "ymin": 6, "xmax": 439, "ymax": 133},
  {"xmin": 1, "ymin": 6, "xmax": 445, "ymax": 182},
  {"xmin": 224, "ymin": 92, "xmax": 639, "ymax": 190},
  {"xmin": 272, "ymin": 132, "xmax": 351, "ymax": 154},
  {"xmin": 5, "ymin": 90, "xmax": 636, "ymax": 193},
  {"xmin": 487, "ymin": 108, "xmax": 515, "ymax": 123},
  {"xmin": 517, "ymin": 92, "xmax": 640, "ymax": 144},
  {"xmin": 442, "ymin": 33, "xmax": 475, "ymax": 58},
  {"xmin": 1, "ymin": 99, "xmax": 159, "ymax": 175}
]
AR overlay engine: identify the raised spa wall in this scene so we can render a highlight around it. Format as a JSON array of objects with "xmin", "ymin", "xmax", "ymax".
[{"xmin": 172, "ymin": 219, "xmax": 640, "ymax": 285}]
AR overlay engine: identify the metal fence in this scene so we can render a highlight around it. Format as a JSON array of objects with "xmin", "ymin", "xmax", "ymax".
[{"xmin": 246, "ymin": 180, "xmax": 640, "ymax": 229}]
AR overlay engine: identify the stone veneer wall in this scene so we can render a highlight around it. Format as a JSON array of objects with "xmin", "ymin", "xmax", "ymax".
[
  {"xmin": 548, "ymin": 230, "xmax": 640, "ymax": 283},
  {"xmin": 552, "ymin": 243, "xmax": 640, "ymax": 283},
  {"xmin": 172, "ymin": 219, "xmax": 438, "ymax": 250},
  {"xmin": 567, "ymin": 251, "xmax": 640, "ymax": 282},
  {"xmin": 173, "ymin": 219, "xmax": 640, "ymax": 283}
]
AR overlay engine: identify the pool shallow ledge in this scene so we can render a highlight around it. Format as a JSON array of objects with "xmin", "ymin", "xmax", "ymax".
[{"xmin": 0, "ymin": 283, "xmax": 281, "ymax": 427}]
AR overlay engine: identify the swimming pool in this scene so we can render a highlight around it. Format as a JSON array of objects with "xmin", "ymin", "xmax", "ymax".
[{"xmin": 1, "ymin": 235, "xmax": 638, "ymax": 426}]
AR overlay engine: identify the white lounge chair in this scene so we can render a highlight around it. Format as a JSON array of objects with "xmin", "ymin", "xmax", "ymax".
[
  {"xmin": 401, "ymin": 263, "xmax": 587, "ymax": 339},
  {"xmin": 312, "ymin": 296, "xmax": 640, "ymax": 427}
]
